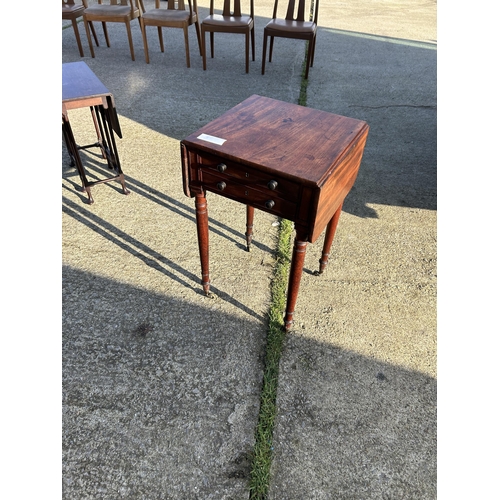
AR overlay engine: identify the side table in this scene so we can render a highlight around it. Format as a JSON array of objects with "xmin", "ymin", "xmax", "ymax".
[
  {"xmin": 181, "ymin": 94, "xmax": 369, "ymax": 330},
  {"xmin": 62, "ymin": 61, "xmax": 129, "ymax": 204}
]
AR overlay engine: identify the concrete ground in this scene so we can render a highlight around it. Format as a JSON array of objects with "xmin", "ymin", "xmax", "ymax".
[{"xmin": 62, "ymin": 0, "xmax": 436, "ymax": 498}]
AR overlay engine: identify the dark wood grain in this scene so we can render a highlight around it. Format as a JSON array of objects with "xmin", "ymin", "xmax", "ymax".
[
  {"xmin": 318, "ymin": 204, "xmax": 343, "ymax": 275},
  {"xmin": 182, "ymin": 95, "xmax": 367, "ymax": 184},
  {"xmin": 245, "ymin": 205, "xmax": 255, "ymax": 251},
  {"xmin": 181, "ymin": 95, "xmax": 369, "ymax": 329},
  {"xmin": 284, "ymin": 238, "xmax": 308, "ymax": 330},
  {"xmin": 195, "ymin": 193, "xmax": 211, "ymax": 294}
]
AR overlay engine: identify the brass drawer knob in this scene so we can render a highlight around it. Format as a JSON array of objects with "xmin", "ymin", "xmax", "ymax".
[
  {"xmin": 217, "ymin": 181, "xmax": 226, "ymax": 191},
  {"xmin": 217, "ymin": 163, "xmax": 227, "ymax": 173},
  {"xmin": 265, "ymin": 200, "xmax": 275, "ymax": 209},
  {"xmin": 267, "ymin": 180, "xmax": 278, "ymax": 190}
]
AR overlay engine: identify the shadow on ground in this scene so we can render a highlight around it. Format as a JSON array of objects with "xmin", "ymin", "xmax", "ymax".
[
  {"xmin": 63, "ymin": 18, "xmax": 436, "ymax": 218},
  {"xmin": 63, "ymin": 267, "xmax": 436, "ymax": 499}
]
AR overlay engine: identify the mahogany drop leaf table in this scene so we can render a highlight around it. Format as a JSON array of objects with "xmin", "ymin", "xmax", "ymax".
[{"xmin": 181, "ymin": 95, "xmax": 369, "ymax": 330}]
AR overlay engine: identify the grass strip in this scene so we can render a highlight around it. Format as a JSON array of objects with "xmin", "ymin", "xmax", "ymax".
[
  {"xmin": 298, "ymin": 42, "xmax": 310, "ymax": 106},
  {"xmin": 248, "ymin": 41, "xmax": 311, "ymax": 500},
  {"xmin": 248, "ymin": 217, "xmax": 293, "ymax": 499}
]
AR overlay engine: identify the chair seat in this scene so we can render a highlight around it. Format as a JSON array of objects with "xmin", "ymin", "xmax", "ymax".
[
  {"xmin": 140, "ymin": 0, "xmax": 202, "ymax": 67},
  {"xmin": 202, "ymin": 14, "xmax": 252, "ymax": 28},
  {"xmin": 201, "ymin": 0, "xmax": 255, "ymax": 73},
  {"xmin": 261, "ymin": 0, "xmax": 319, "ymax": 78},
  {"xmin": 84, "ymin": 5, "xmax": 137, "ymax": 18},
  {"xmin": 63, "ymin": 4, "xmax": 85, "ymax": 17},
  {"xmin": 264, "ymin": 19, "xmax": 315, "ymax": 33},
  {"xmin": 142, "ymin": 9, "xmax": 191, "ymax": 24},
  {"xmin": 82, "ymin": 1, "xmax": 142, "ymax": 60},
  {"xmin": 63, "ymin": 0, "xmax": 97, "ymax": 57}
]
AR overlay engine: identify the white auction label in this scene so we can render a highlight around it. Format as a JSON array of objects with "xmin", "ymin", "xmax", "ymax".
[{"xmin": 197, "ymin": 133, "xmax": 226, "ymax": 145}]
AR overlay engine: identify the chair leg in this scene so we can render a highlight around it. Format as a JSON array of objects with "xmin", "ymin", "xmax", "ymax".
[
  {"xmin": 305, "ymin": 38, "xmax": 314, "ymax": 79},
  {"xmin": 201, "ymin": 27, "xmax": 207, "ymax": 70},
  {"xmin": 102, "ymin": 22, "xmax": 110, "ymax": 47},
  {"xmin": 269, "ymin": 36, "xmax": 274, "ymax": 62},
  {"xmin": 261, "ymin": 33, "xmax": 267, "ymax": 75},
  {"xmin": 89, "ymin": 21, "xmax": 99, "ymax": 46},
  {"xmin": 245, "ymin": 32, "xmax": 249, "ymax": 73},
  {"xmin": 310, "ymin": 33, "xmax": 317, "ymax": 66},
  {"xmin": 71, "ymin": 18, "xmax": 84, "ymax": 57},
  {"xmin": 84, "ymin": 19, "xmax": 96, "ymax": 58},
  {"xmin": 194, "ymin": 21, "xmax": 202, "ymax": 56},
  {"xmin": 125, "ymin": 20, "xmax": 135, "ymax": 61},
  {"xmin": 210, "ymin": 32, "xmax": 214, "ymax": 58},
  {"xmin": 251, "ymin": 27, "xmax": 255, "ymax": 61},
  {"xmin": 158, "ymin": 26, "xmax": 164, "ymax": 52},
  {"xmin": 183, "ymin": 26, "xmax": 191, "ymax": 68},
  {"xmin": 140, "ymin": 20, "xmax": 150, "ymax": 63}
]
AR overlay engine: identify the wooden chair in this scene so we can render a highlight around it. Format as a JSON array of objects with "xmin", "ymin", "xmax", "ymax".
[
  {"xmin": 62, "ymin": 0, "xmax": 99, "ymax": 57},
  {"xmin": 140, "ymin": 0, "xmax": 202, "ymax": 67},
  {"xmin": 83, "ymin": 0, "xmax": 145, "ymax": 61},
  {"xmin": 201, "ymin": 0, "xmax": 255, "ymax": 73},
  {"xmin": 262, "ymin": 0, "xmax": 319, "ymax": 79}
]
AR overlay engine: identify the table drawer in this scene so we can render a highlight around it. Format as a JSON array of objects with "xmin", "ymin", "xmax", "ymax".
[
  {"xmin": 195, "ymin": 152, "xmax": 301, "ymax": 202},
  {"xmin": 201, "ymin": 170, "xmax": 298, "ymax": 219}
]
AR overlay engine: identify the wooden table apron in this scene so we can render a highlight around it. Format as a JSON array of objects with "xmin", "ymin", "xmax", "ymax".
[
  {"xmin": 181, "ymin": 94, "xmax": 369, "ymax": 330},
  {"xmin": 62, "ymin": 61, "xmax": 129, "ymax": 204}
]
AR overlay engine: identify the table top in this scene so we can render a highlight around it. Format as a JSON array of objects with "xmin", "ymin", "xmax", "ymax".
[
  {"xmin": 62, "ymin": 61, "xmax": 121, "ymax": 136},
  {"xmin": 181, "ymin": 95, "xmax": 369, "ymax": 242},
  {"xmin": 181, "ymin": 94, "xmax": 369, "ymax": 188},
  {"xmin": 63, "ymin": 62, "xmax": 112, "ymax": 104}
]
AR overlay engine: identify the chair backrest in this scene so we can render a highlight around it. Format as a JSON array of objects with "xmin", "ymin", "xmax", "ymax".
[
  {"xmin": 63, "ymin": 0, "xmax": 89, "ymax": 6},
  {"xmin": 209, "ymin": 0, "xmax": 254, "ymax": 19},
  {"xmin": 96, "ymin": 0, "xmax": 144, "ymax": 14},
  {"xmin": 272, "ymin": 0, "xmax": 318, "ymax": 24},
  {"xmin": 97, "ymin": 0, "xmax": 128, "ymax": 4},
  {"xmin": 156, "ymin": 0, "xmax": 183, "ymax": 8},
  {"xmin": 154, "ymin": 0, "xmax": 195, "ymax": 15}
]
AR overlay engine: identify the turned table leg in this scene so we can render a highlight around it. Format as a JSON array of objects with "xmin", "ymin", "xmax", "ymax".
[
  {"xmin": 317, "ymin": 203, "xmax": 343, "ymax": 275},
  {"xmin": 62, "ymin": 115, "xmax": 95, "ymax": 205},
  {"xmin": 245, "ymin": 205, "xmax": 254, "ymax": 251},
  {"xmin": 284, "ymin": 237, "xmax": 308, "ymax": 330},
  {"xmin": 195, "ymin": 193, "xmax": 211, "ymax": 295}
]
